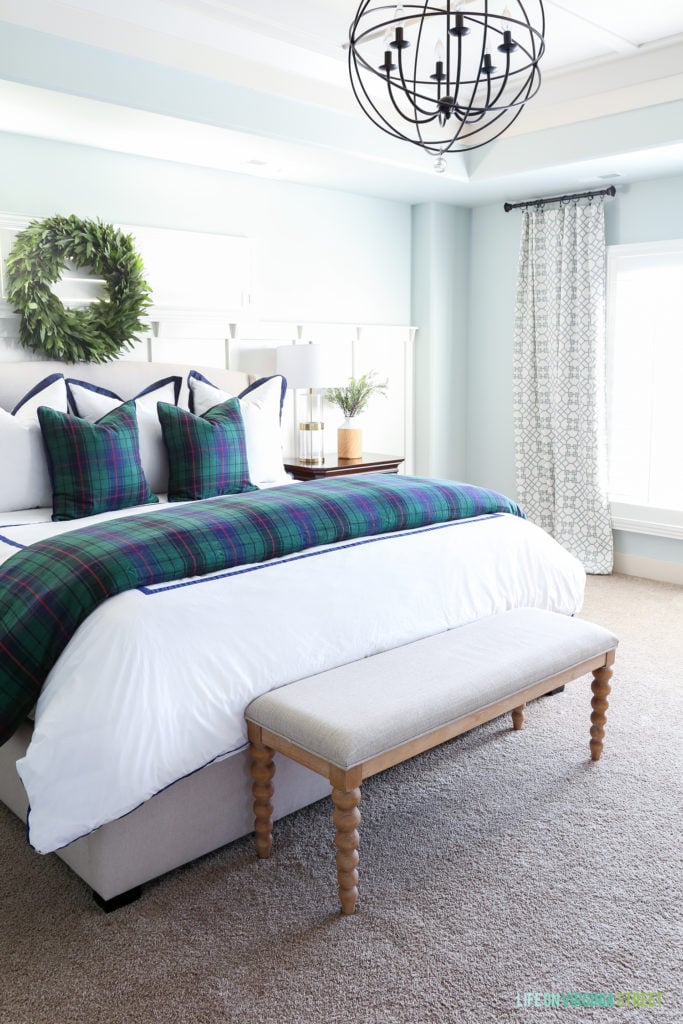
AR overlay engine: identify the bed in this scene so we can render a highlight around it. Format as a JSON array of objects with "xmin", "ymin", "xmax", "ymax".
[{"xmin": 0, "ymin": 359, "xmax": 586, "ymax": 908}]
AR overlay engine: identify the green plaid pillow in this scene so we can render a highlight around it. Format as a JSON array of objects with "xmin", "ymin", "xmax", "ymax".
[
  {"xmin": 158, "ymin": 398, "xmax": 256, "ymax": 501},
  {"xmin": 37, "ymin": 400, "xmax": 158, "ymax": 521}
]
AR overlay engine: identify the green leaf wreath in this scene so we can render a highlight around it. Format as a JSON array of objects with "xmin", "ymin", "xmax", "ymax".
[{"xmin": 5, "ymin": 214, "xmax": 152, "ymax": 363}]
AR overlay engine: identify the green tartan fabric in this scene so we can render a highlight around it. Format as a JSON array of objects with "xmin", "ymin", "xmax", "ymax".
[
  {"xmin": 157, "ymin": 399, "xmax": 256, "ymax": 501},
  {"xmin": 37, "ymin": 401, "xmax": 158, "ymax": 521},
  {"xmin": 0, "ymin": 474, "xmax": 525, "ymax": 745}
]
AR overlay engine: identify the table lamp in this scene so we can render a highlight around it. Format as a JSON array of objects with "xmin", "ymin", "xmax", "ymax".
[{"xmin": 276, "ymin": 342, "xmax": 328, "ymax": 465}]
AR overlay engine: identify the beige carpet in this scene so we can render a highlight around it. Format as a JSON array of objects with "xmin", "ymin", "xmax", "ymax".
[{"xmin": 1, "ymin": 574, "xmax": 681, "ymax": 1024}]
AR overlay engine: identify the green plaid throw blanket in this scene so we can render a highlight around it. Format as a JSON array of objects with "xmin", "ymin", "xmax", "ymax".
[{"xmin": 0, "ymin": 475, "xmax": 524, "ymax": 745}]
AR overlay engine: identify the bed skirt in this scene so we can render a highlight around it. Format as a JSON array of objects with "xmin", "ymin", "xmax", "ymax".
[{"xmin": 0, "ymin": 724, "xmax": 330, "ymax": 901}]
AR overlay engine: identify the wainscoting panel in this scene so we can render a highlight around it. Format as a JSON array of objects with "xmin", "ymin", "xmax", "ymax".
[{"xmin": 0, "ymin": 213, "xmax": 415, "ymax": 469}]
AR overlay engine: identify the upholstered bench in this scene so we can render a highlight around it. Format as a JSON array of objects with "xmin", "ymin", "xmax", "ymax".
[{"xmin": 245, "ymin": 608, "xmax": 617, "ymax": 914}]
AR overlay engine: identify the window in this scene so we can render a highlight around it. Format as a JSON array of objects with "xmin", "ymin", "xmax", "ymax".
[{"xmin": 606, "ymin": 241, "xmax": 683, "ymax": 537}]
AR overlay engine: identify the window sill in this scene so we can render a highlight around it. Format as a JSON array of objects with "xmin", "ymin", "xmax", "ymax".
[{"xmin": 610, "ymin": 502, "xmax": 683, "ymax": 541}]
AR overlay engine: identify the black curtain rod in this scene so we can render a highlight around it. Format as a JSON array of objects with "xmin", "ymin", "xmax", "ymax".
[{"xmin": 503, "ymin": 184, "xmax": 616, "ymax": 213}]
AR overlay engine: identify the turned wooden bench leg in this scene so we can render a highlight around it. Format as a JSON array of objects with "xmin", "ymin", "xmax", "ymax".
[
  {"xmin": 332, "ymin": 787, "xmax": 361, "ymax": 915},
  {"xmin": 250, "ymin": 740, "xmax": 275, "ymax": 858},
  {"xmin": 511, "ymin": 703, "xmax": 526, "ymax": 730},
  {"xmin": 589, "ymin": 665, "xmax": 612, "ymax": 761}
]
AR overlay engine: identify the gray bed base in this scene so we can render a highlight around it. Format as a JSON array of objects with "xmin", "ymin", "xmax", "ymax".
[{"xmin": 0, "ymin": 721, "xmax": 330, "ymax": 905}]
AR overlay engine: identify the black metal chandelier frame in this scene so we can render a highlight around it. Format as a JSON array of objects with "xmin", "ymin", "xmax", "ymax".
[{"xmin": 348, "ymin": 1, "xmax": 546, "ymax": 159}]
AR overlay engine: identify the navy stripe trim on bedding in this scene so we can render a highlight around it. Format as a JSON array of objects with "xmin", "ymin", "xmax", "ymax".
[
  {"xmin": 0, "ymin": 535, "xmax": 26, "ymax": 551},
  {"xmin": 0, "ymin": 475, "xmax": 524, "ymax": 745},
  {"xmin": 139, "ymin": 513, "xmax": 504, "ymax": 595}
]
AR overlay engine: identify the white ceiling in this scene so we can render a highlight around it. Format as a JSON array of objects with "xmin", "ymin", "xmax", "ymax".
[{"xmin": 0, "ymin": 0, "xmax": 682, "ymax": 204}]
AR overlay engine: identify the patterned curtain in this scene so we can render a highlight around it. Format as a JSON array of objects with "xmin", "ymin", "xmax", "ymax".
[{"xmin": 513, "ymin": 199, "xmax": 613, "ymax": 574}]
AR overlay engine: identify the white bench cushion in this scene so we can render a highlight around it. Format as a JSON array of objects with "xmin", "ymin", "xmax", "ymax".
[{"xmin": 246, "ymin": 609, "xmax": 617, "ymax": 770}]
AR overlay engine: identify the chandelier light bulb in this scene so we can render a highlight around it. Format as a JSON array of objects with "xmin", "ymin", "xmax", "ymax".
[{"xmin": 434, "ymin": 154, "xmax": 447, "ymax": 173}]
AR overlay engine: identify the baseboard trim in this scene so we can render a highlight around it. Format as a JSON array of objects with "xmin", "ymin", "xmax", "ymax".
[{"xmin": 613, "ymin": 553, "xmax": 683, "ymax": 585}]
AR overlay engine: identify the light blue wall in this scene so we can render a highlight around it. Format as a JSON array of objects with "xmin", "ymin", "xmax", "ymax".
[
  {"xmin": 613, "ymin": 530, "xmax": 683, "ymax": 565},
  {"xmin": 0, "ymin": 132, "xmax": 411, "ymax": 325},
  {"xmin": 0, "ymin": 20, "xmax": 413, "ymax": 324},
  {"xmin": 467, "ymin": 173, "xmax": 683, "ymax": 565},
  {"xmin": 411, "ymin": 203, "xmax": 470, "ymax": 479},
  {"xmin": 604, "ymin": 175, "xmax": 683, "ymax": 245},
  {"xmin": 466, "ymin": 202, "xmax": 520, "ymax": 498},
  {"xmin": 0, "ymin": 21, "xmax": 405, "ymax": 170}
]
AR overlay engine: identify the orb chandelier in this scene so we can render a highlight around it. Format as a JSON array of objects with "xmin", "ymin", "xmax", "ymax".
[{"xmin": 348, "ymin": 1, "xmax": 546, "ymax": 171}]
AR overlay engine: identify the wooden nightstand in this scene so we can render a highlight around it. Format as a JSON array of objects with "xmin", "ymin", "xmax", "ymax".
[{"xmin": 283, "ymin": 453, "xmax": 405, "ymax": 481}]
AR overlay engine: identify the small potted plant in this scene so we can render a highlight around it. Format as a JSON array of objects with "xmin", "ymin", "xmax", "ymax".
[{"xmin": 325, "ymin": 371, "xmax": 388, "ymax": 459}]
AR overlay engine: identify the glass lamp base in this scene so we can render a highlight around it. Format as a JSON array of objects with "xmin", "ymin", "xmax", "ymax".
[{"xmin": 298, "ymin": 421, "xmax": 325, "ymax": 465}]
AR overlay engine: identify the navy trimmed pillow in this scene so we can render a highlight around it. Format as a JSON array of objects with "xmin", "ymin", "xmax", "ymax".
[
  {"xmin": 157, "ymin": 398, "xmax": 257, "ymax": 502},
  {"xmin": 65, "ymin": 375, "xmax": 181, "ymax": 415},
  {"xmin": 0, "ymin": 374, "xmax": 68, "ymax": 512},
  {"xmin": 11, "ymin": 373, "xmax": 69, "ymax": 418},
  {"xmin": 37, "ymin": 400, "xmax": 158, "ymax": 521},
  {"xmin": 66, "ymin": 376, "xmax": 181, "ymax": 494},
  {"xmin": 187, "ymin": 372, "xmax": 288, "ymax": 486},
  {"xmin": 188, "ymin": 371, "xmax": 286, "ymax": 417}
]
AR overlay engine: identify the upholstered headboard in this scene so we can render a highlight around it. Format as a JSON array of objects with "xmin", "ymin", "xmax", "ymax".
[{"xmin": 0, "ymin": 361, "xmax": 254, "ymax": 412}]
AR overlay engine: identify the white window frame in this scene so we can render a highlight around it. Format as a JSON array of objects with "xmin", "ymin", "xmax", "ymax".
[{"xmin": 606, "ymin": 239, "xmax": 683, "ymax": 540}]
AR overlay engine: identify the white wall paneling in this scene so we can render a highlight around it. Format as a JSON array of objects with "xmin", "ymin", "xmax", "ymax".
[
  {"xmin": 0, "ymin": 213, "xmax": 415, "ymax": 468},
  {"xmin": 120, "ymin": 224, "xmax": 256, "ymax": 317},
  {"xmin": 228, "ymin": 323, "xmax": 415, "ymax": 469},
  {"xmin": 0, "ymin": 214, "xmax": 255, "ymax": 320}
]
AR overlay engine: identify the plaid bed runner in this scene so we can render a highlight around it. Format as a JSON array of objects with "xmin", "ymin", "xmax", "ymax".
[{"xmin": 0, "ymin": 475, "xmax": 524, "ymax": 745}]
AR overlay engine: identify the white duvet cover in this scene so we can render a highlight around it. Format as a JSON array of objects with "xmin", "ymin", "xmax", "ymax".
[{"xmin": 0, "ymin": 502, "xmax": 585, "ymax": 853}]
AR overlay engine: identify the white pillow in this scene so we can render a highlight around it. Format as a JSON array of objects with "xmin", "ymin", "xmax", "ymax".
[
  {"xmin": 0, "ymin": 374, "xmax": 68, "ymax": 512},
  {"xmin": 66, "ymin": 377, "xmax": 181, "ymax": 494},
  {"xmin": 188, "ymin": 372, "xmax": 288, "ymax": 487}
]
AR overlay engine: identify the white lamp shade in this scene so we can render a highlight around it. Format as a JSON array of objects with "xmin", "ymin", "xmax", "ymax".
[{"xmin": 276, "ymin": 343, "xmax": 328, "ymax": 390}]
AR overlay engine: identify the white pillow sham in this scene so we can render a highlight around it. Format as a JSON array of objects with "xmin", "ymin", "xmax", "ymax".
[
  {"xmin": 66, "ymin": 377, "xmax": 181, "ymax": 494},
  {"xmin": 187, "ymin": 372, "xmax": 288, "ymax": 487},
  {"xmin": 0, "ymin": 374, "xmax": 69, "ymax": 512}
]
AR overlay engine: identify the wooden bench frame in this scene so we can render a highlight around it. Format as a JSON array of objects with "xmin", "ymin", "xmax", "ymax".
[{"xmin": 247, "ymin": 648, "xmax": 615, "ymax": 915}]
